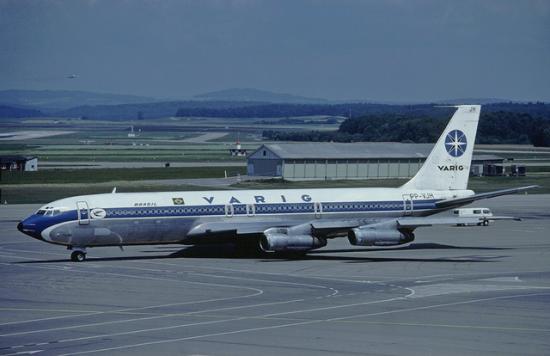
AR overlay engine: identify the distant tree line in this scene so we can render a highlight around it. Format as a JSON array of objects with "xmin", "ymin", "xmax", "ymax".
[
  {"xmin": 0, "ymin": 105, "xmax": 43, "ymax": 118},
  {"xmin": 263, "ymin": 111, "xmax": 550, "ymax": 147},
  {"xmin": 175, "ymin": 103, "xmax": 456, "ymax": 119},
  {"xmin": 18, "ymin": 100, "xmax": 547, "ymax": 121},
  {"xmin": 253, "ymin": 118, "xmax": 339, "ymax": 125},
  {"xmin": 175, "ymin": 102, "xmax": 550, "ymax": 120},
  {"xmin": 4, "ymin": 99, "xmax": 548, "ymax": 124}
]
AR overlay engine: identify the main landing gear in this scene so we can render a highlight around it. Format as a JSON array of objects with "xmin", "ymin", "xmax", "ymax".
[{"xmin": 69, "ymin": 247, "xmax": 87, "ymax": 262}]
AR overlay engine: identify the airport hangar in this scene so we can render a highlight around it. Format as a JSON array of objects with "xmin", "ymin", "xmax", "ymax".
[
  {"xmin": 246, "ymin": 142, "xmax": 503, "ymax": 180},
  {"xmin": 0, "ymin": 155, "xmax": 38, "ymax": 171}
]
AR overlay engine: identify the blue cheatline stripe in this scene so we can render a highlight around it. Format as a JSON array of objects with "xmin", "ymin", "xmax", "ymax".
[
  {"xmin": 98, "ymin": 199, "xmax": 439, "ymax": 219},
  {"xmin": 27, "ymin": 199, "xmax": 442, "ymax": 235}
]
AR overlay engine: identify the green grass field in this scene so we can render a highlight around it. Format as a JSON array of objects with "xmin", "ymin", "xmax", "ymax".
[
  {"xmin": 2, "ymin": 174, "xmax": 546, "ymax": 205},
  {"xmin": 2, "ymin": 116, "xmax": 549, "ymax": 204},
  {"xmin": 0, "ymin": 142, "xmax": 255, "ymax": 162},
  {"xmin": 1, "ymin": 166, "xmax": 247, "ymax": 185},
  {"xmin": 0, "ymin": 184, "xmax": 228, "ymax": 204},
  {"xmin": 0, "ymin": 115, "xmax": 336, "ymax": 163},
  {"xmin": 233, "ymin": 176, "xmax": 549, "ymax": 193}
]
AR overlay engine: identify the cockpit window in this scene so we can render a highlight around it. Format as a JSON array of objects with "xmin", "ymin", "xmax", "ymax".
[{"xmin": 37, "ymin": 208, "xmax": 64, "ymax": 216}]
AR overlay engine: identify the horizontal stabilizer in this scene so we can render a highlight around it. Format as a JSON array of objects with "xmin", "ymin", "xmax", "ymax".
[{"xmin": 435, "ymin": 185, "xmax": 539, "ymax": 209}]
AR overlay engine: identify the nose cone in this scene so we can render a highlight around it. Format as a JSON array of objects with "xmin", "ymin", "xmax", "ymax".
[{"xmin": 17, "ymin": 218, "xmax": 43, "ymax": 240}]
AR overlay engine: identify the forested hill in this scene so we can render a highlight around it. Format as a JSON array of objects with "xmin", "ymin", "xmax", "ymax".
[
  {"xmin": 51, "ymin": 101, "xmax": 550, "ymax": 120},
  {"xmin": 34, "ymin": 100, "xmax": 550, "ymax": 121},
  {"xmin": 263, "ymin": 110, "xmax": 550, "ymax": 147},
  {"xmin": 175, "ymin": 102, "xmax": 451, "ymax": 119},
  {"xmin": 57, "ymin": 100, "xmax": 270, "ymax": 119},
  {"xmin": 0, "ymin": 105, "xmax": 44, "ymax": 118}
]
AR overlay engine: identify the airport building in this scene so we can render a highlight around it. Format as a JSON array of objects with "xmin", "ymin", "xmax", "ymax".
[
  {"xmin": 247, "ymin": 143, "xmax": 504, "ymax": 180},
  {"xmin": 229, "ymin": 139, "xmax": 247, "ymax": 157},
  {"xmin": 0, "ymin": 155, "xmax": 38, "ymax": 171}
]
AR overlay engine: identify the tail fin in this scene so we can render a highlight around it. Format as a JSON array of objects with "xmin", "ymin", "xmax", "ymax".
[{"xmin": 402, "ymin": 105, "xmax": 481, "ymax": 191}]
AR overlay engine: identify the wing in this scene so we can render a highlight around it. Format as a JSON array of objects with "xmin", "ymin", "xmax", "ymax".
[
  {"xmin": 395, "ymin": 215, "xmax": 520, "ymax": 229},
  {"xmin": 186, "ymin": 213, "xmax": 521, "ymax": 252},
  {"xmin": 187, "ymin": 213, "xmax": 516, "ymax": 240},
  {"xmin": 186, "ymin": 218, "xmax": 374, "ymax": 242},
  {"xmin": 435, "ymin": 185, "xmax": 539, "ymax": 209},
  {"xmin": 187, "ymin": 221, "xmax": 275, "ymax": 237}
]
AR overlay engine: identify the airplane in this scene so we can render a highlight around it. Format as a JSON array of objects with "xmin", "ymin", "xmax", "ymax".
[
  {"xmin": 66, "ymin": 74, "xmax": 79, "ymax": 79},
  {"xmin": 17, "ymin": 105, "xmax": 537, "ymax": 262}
]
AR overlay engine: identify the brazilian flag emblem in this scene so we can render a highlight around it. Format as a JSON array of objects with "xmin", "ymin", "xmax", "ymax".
[{"xmin": 172, "ymin": 197, "xmax": 185, "ymax": 205}]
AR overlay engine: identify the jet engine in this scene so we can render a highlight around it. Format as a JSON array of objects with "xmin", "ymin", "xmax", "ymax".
[
  {"xmin": 260, "ymin": 226, "xmax": 327, "ymax": 252},
  {"xmin": 348, "ymin": 221, "xmax": 414, "ymax": 247}
]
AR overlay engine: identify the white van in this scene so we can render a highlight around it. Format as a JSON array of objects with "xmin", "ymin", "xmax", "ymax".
[{"xmin": 453, "ymin": 208, "xmax": 493, "ymax": 226}]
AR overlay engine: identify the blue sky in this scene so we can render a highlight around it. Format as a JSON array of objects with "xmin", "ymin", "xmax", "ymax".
[{"xmin": 1, "ymin": 0, "xmax": 549, "ymax": 102}]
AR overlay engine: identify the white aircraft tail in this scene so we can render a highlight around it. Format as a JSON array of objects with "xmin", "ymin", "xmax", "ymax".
[{"xmin": 402, "ymin": 105, "xmax": 481, "ymax": 191}]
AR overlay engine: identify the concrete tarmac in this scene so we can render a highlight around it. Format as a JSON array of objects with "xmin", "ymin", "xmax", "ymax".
[{"xmin": 0, "ymin": 195, "xmax": 549, "ymax": 355}]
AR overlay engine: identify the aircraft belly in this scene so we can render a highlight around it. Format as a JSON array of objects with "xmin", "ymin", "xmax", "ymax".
[
  {"xmin": 43, "ymin": 210, "xmax": 411, "ymax": 247},
  {"xmin": 45, "ymin": 217, "xmax": 195, "ymax": 247}
]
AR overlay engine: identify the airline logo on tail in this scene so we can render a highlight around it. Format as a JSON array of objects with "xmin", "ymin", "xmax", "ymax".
[{"xmin": 445, "ymin": 130, "xmax": 467, "ymax": 157}]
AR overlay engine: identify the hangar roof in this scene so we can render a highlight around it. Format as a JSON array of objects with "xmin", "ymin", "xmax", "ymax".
[
  {"xmin": 250, "ymin": 143, "xmax": 502, "ymax": 161},
  {"xmin": 0, "ymin": 155, "xmax": 37, "ymax": 164},
  {"xmin": 256, "ymin": 143, "xmax": 431, "ymax": 159},
  {"xmin": 471, "ymin": 154, "xmax": 506, "ymax": 162}
]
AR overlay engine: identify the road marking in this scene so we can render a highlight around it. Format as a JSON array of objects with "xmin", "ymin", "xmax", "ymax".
[
  {"xmin": 3, "ymin": 350, "xmax": 43, "ymax": 355},
  {"xmin": 55, "ymin": 292, "xmax": 550, "ymax": 356},
  {"xmin": 3, "ymin": 245, "xmax": 550, "ymax": 354},
  {"xmin": 0, "ymin": 296, "xmax": 308, "ymax": 338},
  {"xmin": 4, "ymin": 300, "xmax": 305, "ymax": 349},
  {"xmin": 189, "ymin": 272, "xmax": 339, "ymax": 297},
  {"xmin": 0, "ymin": 256, "xmax": 264, "ymax": 328},
  {"xmin": 57, "ymin": 320, "xmax": 319, "ymax": 356},
  {"xmin": 261, "ymin": 292, "xmax": 411, "ymax": 318},
  {"xmin": 0, "ymin": 257, "xmax": 408, "ymax": 345},
  {"xmin": 0, "ymin": 308, "xmax": 98, "ymax": 313},
  {"xmin": 142, "ymin": 260, "xmax": 383, "ymax": 285},
  {"xmin": 327, "ymin": 292, "xmax": 550, "ymax": 322},
  {"xmin": 322, "ymin": 320, "xmax": 550, "ymax": 332}
]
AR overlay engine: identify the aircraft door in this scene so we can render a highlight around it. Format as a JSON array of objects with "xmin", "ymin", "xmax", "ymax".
[
  {"xmin": 76, "ymin": 201, "xmax": 90, "ymax": 225},
  {"xmin": 402, "ymin": 195, "xmax": 413, "ymax": 216},
  {"xmin": 246, "ymin": 204, "xmax": 255, "ymax": 217},
  {"xmin": 225, "ymin": 204, "xmax": 234, "ymax": 218},
  {"xmin": 314, "ymin": 202, "xmax": 323, "ymax": 219}
]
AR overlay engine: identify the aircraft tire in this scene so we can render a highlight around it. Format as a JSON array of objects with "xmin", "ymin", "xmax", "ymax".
[
  {"xmin": 483, "ymin": 220, "xmax": 489, "ymax": 226},
  {"xmin": 71, "ymin": 251, "xmax": 86, "ymax": 262}
]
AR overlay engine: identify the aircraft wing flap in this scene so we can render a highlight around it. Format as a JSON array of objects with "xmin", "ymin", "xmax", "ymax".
[
  {"xmin": 188, "ymin": 219, "xmax": 378, "ymax": 239},
  {"xmin": 187, "ymin": 221, "xmax": 283, "ymax": 237},
  {"xmin": 397, "ymin": 216, "xmax": 484, "ymax": 228},
  {"xmin": 397, "ymin": 215, "xmax": 520, "ymax": 228},
  {"xmin": 187, "ymin": 214, "xmax": 522, "ymax": 239},
  {"xmin": 435, "ymin": 185, "xmax": 539, "ymax": 209},
  {"xmin": 490, "ymin": 215, "xmax": 522, "ymax": 221},
  {"xmin": 310, "ymin": 218, "xmax": 374, "ymax": 230}
]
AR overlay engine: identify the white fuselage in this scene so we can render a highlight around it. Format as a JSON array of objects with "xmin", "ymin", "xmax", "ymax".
[{"xmin": 19, "ymin": 186, "xmax": 473, "ymax": 248}]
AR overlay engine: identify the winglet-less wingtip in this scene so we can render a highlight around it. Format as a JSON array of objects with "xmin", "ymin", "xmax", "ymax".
[{"xmin": 435, "ymin": 185, "xmax": 540, "ymax": 209}]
